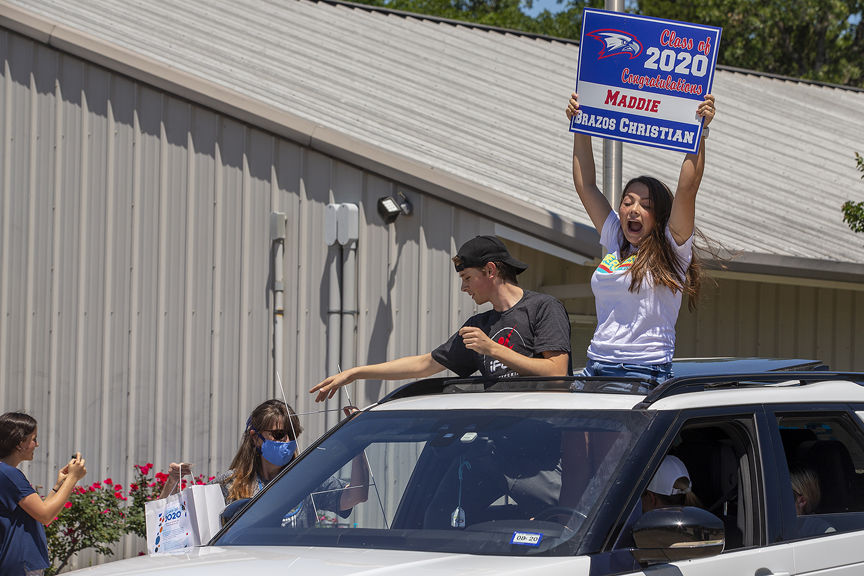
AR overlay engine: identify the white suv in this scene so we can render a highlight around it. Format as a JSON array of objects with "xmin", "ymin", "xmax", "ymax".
[{"xmin": 73, "ymin": 359, "xmax": 864, "ymax": 576}]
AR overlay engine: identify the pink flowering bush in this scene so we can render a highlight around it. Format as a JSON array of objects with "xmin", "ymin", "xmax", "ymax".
[
  {"xmin": 125, "ymin": 462, "xmax": 212, "ymax": 538},
  {"xmin": 44, "ymin": 463, "xmax": 213, "ymax": 575},
  {"xmin": 43, "ymin": 479, "xmax": 127, "ymax": 575},
  {"xmin": 123, "ymin": 463, "xmax": 165, "ymax": 539}
]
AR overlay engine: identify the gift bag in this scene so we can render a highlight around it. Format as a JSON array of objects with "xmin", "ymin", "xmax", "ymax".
[
  {"xmin": 145, "ymin": 483, "xmax": 226, "ymax": 554},
  {"xmin": 184, "ymin": 484, "xmax": 226, "ymax": 544},
  {"xmin": 145, "ymin": 490, "xmax": 193, "ymax": 554}
]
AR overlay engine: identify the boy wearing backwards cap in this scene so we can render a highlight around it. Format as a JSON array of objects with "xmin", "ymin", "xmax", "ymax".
[{"xmin": 312, "ymin": 235, "xmax": 572, "ymax": 402}]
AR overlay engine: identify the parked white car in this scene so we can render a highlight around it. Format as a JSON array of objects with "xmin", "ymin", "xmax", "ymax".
[{"xmin": 71, "ymin": 359, "xmax": 864, "ymax": 575}]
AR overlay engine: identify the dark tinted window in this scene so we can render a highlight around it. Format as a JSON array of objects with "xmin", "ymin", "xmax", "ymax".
[
  {"xmin": 217, "ymin": 408, "xmax": 654, "ymax": 556},
  {"xmin": 776, "ymin": 412, "xmax": 864, "ymax": 539},
  {"xmin": 612, "ymin": 415, "xmax": 760, "ymax": 552}
]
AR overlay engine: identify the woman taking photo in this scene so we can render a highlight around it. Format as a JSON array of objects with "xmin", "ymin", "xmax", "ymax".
[
  {"xmin": 0, "ymin": 412, "xmax": 87, "ymax": 576},
  {"xmin": 566, "ymin": 92, "xmax": 716, "ymax": 387}
]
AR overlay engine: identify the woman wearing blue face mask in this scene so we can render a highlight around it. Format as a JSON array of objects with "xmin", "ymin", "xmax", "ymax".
[
  {"xmin": 159, "ymin": 399, "xmax": 300, "ymax": 501},
  {"xmin": 160, "ymin": 399, "xmax": 368, "ymax": 526},
  {"xmin": 215, "ymin": 399, "xmax": 304, "ymax": 504}
]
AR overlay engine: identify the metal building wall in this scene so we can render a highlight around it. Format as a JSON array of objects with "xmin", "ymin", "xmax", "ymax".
[
  {"xmin": 0, "ymin": 28, "xmax": 272, "ymax": 492},
  {"xmin": 0, "ymin": 27, "xmax": 490, "ymax": 523},
  {"xmin": 675, "ymin": 278, "xmax": 864, "ymax": 370},
  {"xmin": 509, "ymin": 244, "xmax": 864, "ymax": 372}
]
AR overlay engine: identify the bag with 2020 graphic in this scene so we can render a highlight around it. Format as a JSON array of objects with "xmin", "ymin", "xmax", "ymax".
[{"xmin": 145, "ymin": 484, "xmax": 225, "ymax": 554}]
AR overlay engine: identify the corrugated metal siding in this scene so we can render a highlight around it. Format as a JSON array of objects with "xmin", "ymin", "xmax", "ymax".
[
  {"xmin": 0, "ymin": 27, "xmax": 491, "ymax": 548},
  {"xmin": 509, "ymin": 244, "xmax": 864, "ymax": 372},
  {"xmin": 675, "ymin": 279, "xmax": 864, "ymax": 370},
  {"xmin": 3, "ymin": 0, "xmax": 864, "ymax": 274}
]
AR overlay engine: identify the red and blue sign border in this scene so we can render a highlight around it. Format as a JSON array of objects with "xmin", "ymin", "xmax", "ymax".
[{"xmin": 572, "ymin": 9, "xmax": 722, "ymax": 154}]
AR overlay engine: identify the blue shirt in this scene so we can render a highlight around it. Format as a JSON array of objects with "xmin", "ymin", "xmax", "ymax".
[{"xmin": 0, "ymin": 462, "xmax": 50, "ymax": 575}]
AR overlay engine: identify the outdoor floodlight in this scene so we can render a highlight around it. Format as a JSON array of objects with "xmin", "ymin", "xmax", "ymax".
[{"xmin": 377, "ymin": 192, "xmax": 412, "ymax": 224}]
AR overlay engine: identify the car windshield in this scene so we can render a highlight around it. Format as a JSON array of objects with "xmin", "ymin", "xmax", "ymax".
[{"xmin": 216, "ymin": 407, "xmax": 653, "ymax": 556}]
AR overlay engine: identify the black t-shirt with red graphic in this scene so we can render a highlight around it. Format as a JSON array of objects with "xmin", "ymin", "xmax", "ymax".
[{"xmin": 431, "ymin": 290, "xmax": 572, "ymax": 378}]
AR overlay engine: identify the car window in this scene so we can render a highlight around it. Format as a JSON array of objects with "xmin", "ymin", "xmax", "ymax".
[
  {"xmin": 611, "ymin": 414, "xmax": 760, "ymax": 552},
  {"xmin": 216, "ymin": 408, "xmax": 654, "ymax": 556},
  {"xmin": 776, "ymin": 412, "xmax": 864, "ymax": 540}
]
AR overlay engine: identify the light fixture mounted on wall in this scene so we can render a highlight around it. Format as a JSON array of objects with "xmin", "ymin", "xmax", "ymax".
[{"xmin": 377, "ymin": 191, "xmax": 413, "ymax": 224}]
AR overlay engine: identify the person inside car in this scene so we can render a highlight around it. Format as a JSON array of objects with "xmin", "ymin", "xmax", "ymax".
[
  {"xmin": 790, "ymin": 467, "xmax": 836, "ymax": 537},
  {"xmin": 613, "ymin": 455, "xmax": 703, "ymax": 550},
  {"xmin": 641, "ymin": 455, "xmax": 703, "ymax": 513},
  {"xmin": 311, "ymin": 235, "xmax": 572, "ymax": 402}
]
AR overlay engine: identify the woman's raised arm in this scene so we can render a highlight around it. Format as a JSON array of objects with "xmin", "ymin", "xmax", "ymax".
[
  {"xmin": 567, "ymin": 92, "xmax": 613, "ymax": 233},
  {"xmin": 668, "ymin": 94, "xmax": 715, "ymax": 246}
]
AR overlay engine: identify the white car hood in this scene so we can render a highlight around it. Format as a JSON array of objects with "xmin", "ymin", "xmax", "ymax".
[{"xmin": 68, "ymin": 546, "xmax": 589, "ymax": 576}]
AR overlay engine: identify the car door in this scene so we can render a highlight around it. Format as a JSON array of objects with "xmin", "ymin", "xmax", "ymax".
[
  {"xmin": 611, "ymin": 409, "xmax": 796, "ymax": 576},
  {"xmin": 764, "ymin": 406, "xmax": 864, "ymax": 576}
]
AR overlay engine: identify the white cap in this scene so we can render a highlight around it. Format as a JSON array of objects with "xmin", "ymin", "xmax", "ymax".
[{"xmin": 647, "ymin": 455, "xmax": 691, "ymax": 496}]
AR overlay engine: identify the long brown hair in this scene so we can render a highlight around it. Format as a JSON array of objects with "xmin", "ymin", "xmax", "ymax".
[
  {"xmin": 226, "ymin": 399, "xmax": 303, "ymax": 503},
  {"xmin": 620, "ymin": 176, "xmax": 703, "ymax": 311}
]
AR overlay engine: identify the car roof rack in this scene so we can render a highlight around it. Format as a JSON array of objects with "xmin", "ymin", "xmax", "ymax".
[
  {"xmin": 634, "ymin": 371, "xmax": 864, "ymax": 408},
  {"xmin": 376, "ymin": 375, "xmax": 654, "ymax": 403},
  {"xmin": 374, "ymin": 370, "xmax": 864, "ymax": 406},
  {"xmin": 376, "ymin": 358, "xmax": 829, "ymax": 403}
]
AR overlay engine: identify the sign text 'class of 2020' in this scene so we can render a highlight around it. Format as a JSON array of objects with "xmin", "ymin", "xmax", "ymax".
[{"xmin": 572, "ymin": 9, "xmax": 722, "ymax": 154}]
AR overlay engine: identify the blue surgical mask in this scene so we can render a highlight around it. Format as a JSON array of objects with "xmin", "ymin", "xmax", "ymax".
[
  {"xmin": 246, "ymin": 417, "xmax": 298, "ymax": 467},
  {"xmin": 259, "ymin": 437, "xmax": 297, "ymax": 467}
]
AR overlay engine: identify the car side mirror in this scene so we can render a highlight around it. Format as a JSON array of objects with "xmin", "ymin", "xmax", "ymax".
[{"xmin": 631, "ymin": 506, "xmax": 724, "ymax": 565}]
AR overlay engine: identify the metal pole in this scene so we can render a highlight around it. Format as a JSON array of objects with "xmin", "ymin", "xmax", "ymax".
[
  {"xmin": 340, "ymin": 239, "xmax": 357, "ymax": 408},
  {"xmin": 338, "ymin": 204, "xmax": 359, "ymax": 415},
  {"xmin": 270, "ymin": 212, "xmax": 286, "ymax": 396},
  {"xmin": 604, "ymin": 0, "xmax": 624, "ymax": 211},
  {"xmin": 324, "ymin": 205, "xmax": 342, "ymax": 431}
]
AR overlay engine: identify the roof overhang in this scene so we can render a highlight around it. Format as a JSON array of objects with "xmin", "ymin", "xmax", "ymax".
[
  {"xmin": 4, "ymin": 1, "xmax": 864, "ymax": 285},
  {"xmin": 708, "ymin": 252, "xmax": 864, "ymax": 290},
  {"xmin": 0, "ymin": 0, "xmax": 602, "ymax": 261}
]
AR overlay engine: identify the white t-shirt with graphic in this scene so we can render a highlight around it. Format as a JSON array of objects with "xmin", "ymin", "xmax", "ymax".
[{"xmin": 587, "ymin": 211, "xmax": 693, "ymax": 365}]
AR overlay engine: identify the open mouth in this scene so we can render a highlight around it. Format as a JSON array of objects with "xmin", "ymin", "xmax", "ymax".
[{"xmin": 627, "ymin": 220, "xmax": 643, "ymax": 233}]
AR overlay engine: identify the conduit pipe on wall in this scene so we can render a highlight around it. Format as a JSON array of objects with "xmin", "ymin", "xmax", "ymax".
[
  {"xmin": 271, "ymin": 212, "xmax": 287, "ymax": 395},
  {"xmin": 324, "ymin": 203, "xmax": 359, "ymax": 430},
  {"xmin": 326, "ymin": 206, "xmax": 341, "ymax": 430},
  {"xmin": 339, "ymin": 217, "xmax": 359, "ymax": 409}
]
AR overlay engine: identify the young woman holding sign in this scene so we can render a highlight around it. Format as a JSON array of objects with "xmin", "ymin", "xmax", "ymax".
[{"xmin": 566, "ymin": 92, "xmax": 715, "ymax": 387}]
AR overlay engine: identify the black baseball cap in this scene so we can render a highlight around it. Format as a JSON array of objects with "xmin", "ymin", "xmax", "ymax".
[{"xmin": 454, "ymin": 236, "xmax": 528, "ymax": 274}]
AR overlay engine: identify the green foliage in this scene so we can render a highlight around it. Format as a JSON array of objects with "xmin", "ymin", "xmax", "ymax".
[
  {"xmin": 123, "ymin": 463, "xmax": 164, "ymax": 539},
  {"xmin": 43, "ymin": 479, "xmax": 129, "ymax": 575},
  {"xmin": 351, "ymin": 0, "xmax": 608, "ymax": 35},
  {"xmin": 638, "ymin": 0, "xmax": 864, "ymax": 87},
  {"xmin": 43, "ymin": 463, "xmax": 212, "ymax": 575},
  {"xmin": 841, "ymin": 152, "xmax": 864, "ymax": 233},
  {"xmin": 526, "ymin": 0, "xmax": 606, "ymax": 39},
  {"xmin": 353, "ymin": 0, "xmax": 864, "ymax": 87}
]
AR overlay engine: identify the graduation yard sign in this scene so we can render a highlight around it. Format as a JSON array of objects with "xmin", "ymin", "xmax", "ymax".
[{"xmin": 571, "ymin": 9, "xmax": 722, "ymax": 154}]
